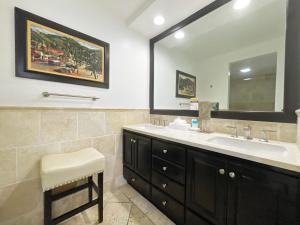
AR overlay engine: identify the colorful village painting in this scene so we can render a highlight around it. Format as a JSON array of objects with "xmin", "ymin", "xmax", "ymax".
[{"xmin": 26, "ymin": 20, "xmax": 105, "ymax": 83}]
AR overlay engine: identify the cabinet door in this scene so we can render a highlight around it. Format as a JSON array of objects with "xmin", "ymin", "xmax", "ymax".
[
  {"xmin": 227, "ymin": 162, "xmax": 300, "ymax": 225},
  {"xmin": 123, "ymin": 132, "xmax": 135, "ymax": 169},
  {"xmin": 186, "ymin": 150, "xmax": 227, "ymax": 225},
  {"xmin": 135, "ymin": 135, "xmax": 151, "ymax": 180}
]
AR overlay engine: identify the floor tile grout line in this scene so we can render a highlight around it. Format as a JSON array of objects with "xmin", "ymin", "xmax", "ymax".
[
  {"xmin": 126, "ymin": 202, "xmax": 133, "ymax": 225},
  {"xmin": 127, "ymin": 196, "xmax": 157, "ymax": 225}
]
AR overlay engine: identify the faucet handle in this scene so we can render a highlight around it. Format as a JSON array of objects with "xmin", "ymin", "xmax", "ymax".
[
  {"xmin": 226, "ymin": 125, "xmax": 238, "ymax": 138},
  {"xmin": 150, "ymin": 118, "xmax": 155, "ymax": 125},
  {"xmin": 243, "ymin": 125, "xmax": 251, "ymax": 130},
  {"xmin": 162, "ymin": 120, "xmax": 168, "ymax": 127},
  {"xmin": 243, "ymin": 125, "xmax": 252, "ymax": 140},
  {"xmin": 260, "ymin": 129, "xmax": 277, "ymax": 142}
]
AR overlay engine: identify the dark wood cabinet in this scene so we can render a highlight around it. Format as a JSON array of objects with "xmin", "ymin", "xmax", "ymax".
[
  {"xmin": 152, "ymin": 170, "xmax": 185, "ymax": 203},
  {"xmin": 227, "ymin": 162, "xmax": 300, "ymax": 225},
  {"xmin": 186, "ymin": 210, "xmax": 212, "ymax": 225},
  {"xmin": 152, "ymin": 156, "xmax": 185, "ymax": 184},
  {"xmin": 123, "ymin": 132, "xmax": 135, "ymax": 169},
  {"xmin": 135, "ymin": 135, "xmax": 151, "ymax": 180},
  {"xmin": 186, "ymin": 150, "xmax": 300, "ymax": 225},
  {"xmin": 124, "ymin": 130, "xmax": 300, "ymax": 225},
  {"xmin": 123, "ymin": 166, "xmax": 151, "ymax": 198},
  {"xmin": 186, "ymin": 150, "xmax": 227, "ymax": 225},
  {"xmin": 152, "ymin": 187, "xmax": 185, "ymax": 225},
  {"xmin": 152, "ymin": 140, "xmax": 186, "ymax": 166},
  {"xmin": 123, "ymin": 132, "xmax": 151, "ymax": 180}
]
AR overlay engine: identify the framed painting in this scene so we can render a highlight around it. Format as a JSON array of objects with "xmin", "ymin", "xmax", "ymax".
[
  {"xmin": 15, "ymin": 7, "xmax": 110, "ymax": 88},
  {"xmin": 176, "ymin": 70, "xmax": 196, "ymax": 98}
]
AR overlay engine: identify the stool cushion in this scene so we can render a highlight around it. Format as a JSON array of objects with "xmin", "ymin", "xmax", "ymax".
[{"xmin": 41, "ymin": 148, "xmax": 105, "ymax": 191}]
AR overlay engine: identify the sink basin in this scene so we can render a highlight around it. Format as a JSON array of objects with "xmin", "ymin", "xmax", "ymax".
[{"xmin": 207, "ymin": 136, "xmax": 287, "ymax": 156}]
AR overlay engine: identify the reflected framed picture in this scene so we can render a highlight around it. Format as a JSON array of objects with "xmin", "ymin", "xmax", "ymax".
[
  {"xmin": 15, "ymin": 7, "xmax": 110, "ymax": 88},
  {"xmin": 176, "ymin": 70, "xmax": 196, "ymax": 98}
]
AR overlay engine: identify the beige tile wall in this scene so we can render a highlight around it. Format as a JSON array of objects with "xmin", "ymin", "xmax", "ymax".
[
  {"xmin": 0, "ymin": 107, "xmax": 149, "ymax": 225},
  {"xmin": 150, "ymin": 114, "xmax": 298, "ymax": 143},
  {"xmin": 0, "ymin": 107, "xmax": 298, "ymax": 225}
]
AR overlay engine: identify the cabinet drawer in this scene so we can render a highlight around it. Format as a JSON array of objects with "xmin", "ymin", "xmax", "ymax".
[
  {"xmin": 152, "ymin": 170, "xmax": 185, "ymax": 203},
  {"xmin": 186, "ymin": 210, "xmax": 212, "ymax": 225},
  {"xmin": 152, "ymin": 156, "xmax": 185, "ymax": 184},
  {"xmin": 152, "ymin": 187, "xmax": 184, "ymax": 225},
  {"xmin": 152, "ymin": 140, "xmax": 185, "ymax": 166},
  {"xmin": 123, "ymin": 166, "xmax": 150, "ymax": 198}
]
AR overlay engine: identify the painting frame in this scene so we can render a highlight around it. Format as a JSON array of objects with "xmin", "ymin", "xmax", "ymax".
[
  {"xmin": 15, "ymin": 7, "xmax": 110, "ymax": 88},
  {"xmin": 175, "ymin": 70, "xmax": 196, "ymax": 98}
]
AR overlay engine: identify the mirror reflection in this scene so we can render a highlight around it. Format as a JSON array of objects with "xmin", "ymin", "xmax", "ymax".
[{"xmin": 154, "ymin": 0, "xmax": 287, "ymax": 112}]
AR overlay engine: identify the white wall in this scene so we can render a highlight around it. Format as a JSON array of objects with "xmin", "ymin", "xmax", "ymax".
[
  {"xmin": 0, "ymin": 0, "xmax": 149, "ymax": 109},
  {"xmin": 196, "ymin": 37, "xmax": 285, "ymax": 111},
  {"xmin": 154, "ymin": 44, "xmax": 197, "ymax": 109}
]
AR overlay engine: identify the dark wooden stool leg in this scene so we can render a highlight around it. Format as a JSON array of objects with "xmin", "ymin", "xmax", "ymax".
[
  {"xmin": 44, "ymin": 190, "xmax": 52, "ymax": 225},
  {"xmin": 98, "ymin": 173, "xmax": 103, "ymax": 223},
  {"xmin": 88, "ymin": 176, "xmax": 93, "ymax": 202}
]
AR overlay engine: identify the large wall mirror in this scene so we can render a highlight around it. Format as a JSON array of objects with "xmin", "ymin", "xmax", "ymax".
[{"xmin": 150, "ymin": 0, "xmax": 300, "ymax": 123}]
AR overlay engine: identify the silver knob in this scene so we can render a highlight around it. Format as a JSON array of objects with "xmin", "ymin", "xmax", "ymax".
[
  {"xmin": 162, "ymin": 166, "xmax": 167, "ymax": 171},
  {"xmin": 229, "ymin": 172, "xmax": 235, "ymax": 179},
  {"xmin": 131, "ymin": 178, "xmax": 136, "ymax": 182},
  {"xmin": 219, "ymin": 169, "xmax": 225, "ymax": 175},
  {"xmin": 162, "ymin": 201, "xmax": 167, "ymax": 206},
  {"xmin": 130, "ymin": 139, "xmax": 133, "ymax": 142},
  {"xmin": 162, "ymin": 183, "xmax": 167, "ymax": 189},
  {"xmin": 132, "ymin": 139, "xmax": 136, "ymax": 143},
  {"xmin": 163, "ymin": 149, "xmax": 168, "ymax": 154}
]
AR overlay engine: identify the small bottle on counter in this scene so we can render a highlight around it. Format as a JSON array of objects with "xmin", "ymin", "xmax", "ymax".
[{"xmin": 191, "ymin": 118, "xmax": 199, "ymax": 129}]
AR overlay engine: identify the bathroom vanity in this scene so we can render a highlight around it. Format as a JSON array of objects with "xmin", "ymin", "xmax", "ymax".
[{"xmin": 122, "ymin": 125, "xmax": 300, "ymax": 225}]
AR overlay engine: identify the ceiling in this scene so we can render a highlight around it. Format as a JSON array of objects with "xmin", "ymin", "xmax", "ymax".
[
  {"xmin": 157, "ymin": 0, "xmax": 287, "ymax": 60},
  {"xmin": 99, "ymin": 0, "xmax": 215, "ymax": 38},
  {"xmin": 230, "ymin": 52, "xmax": 277, "ymax": 79},
  {"xmin": 99, "ymin": 0, "xmax": 287, "ymax": 59}
]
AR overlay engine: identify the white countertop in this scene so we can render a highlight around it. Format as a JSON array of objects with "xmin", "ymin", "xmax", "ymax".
[{"xmin": 123, "ymin": 124, "xmax": 300, "ymax": 173}]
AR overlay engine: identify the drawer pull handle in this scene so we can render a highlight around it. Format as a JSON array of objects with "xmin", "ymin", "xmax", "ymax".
[
  {"xmin": 131, "ymin": 178, "xmax": 136, "ymax": 182},
  {"xmin": 163, "ymin": 149, "xmax": 168, "ymax": 154},
  {"xmin": 162, "ymin": 201, "xmax": 167, "ymax": 207},
  {"xmin": 162, "ymin": 166, "xmax": 167, "ymax": 171},
  {"xmin": 229, "ymin": 172, "xmax": 235, "ymax": 179},
  {"xmin": 219, "ymin": 169, "xmax": 225, "ymax": 175},
  {"xmin": 162, "ymin": 183, "xmax": 167, "ymax": 189}
]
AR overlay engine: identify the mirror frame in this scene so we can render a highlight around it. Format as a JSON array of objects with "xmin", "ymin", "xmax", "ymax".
[{"xmin": 150, "ymin": 0, "xmax": 300, "ymax": 123}]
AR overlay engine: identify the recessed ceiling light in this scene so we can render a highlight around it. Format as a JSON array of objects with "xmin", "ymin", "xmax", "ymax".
[
  {"xmin": 240, "ymin": 67, "xmax": 251, "ymax": 73},
  {"xmin": 243, "ymin": 78, "xmax": 252, "ymax": 81},
  {"xmin": 233, "ymin": 0, "xmax": 251, "ymax": 10},
  {"xmin": 174, "ymin": 30, "xmax": 185, "ymax": 39},
  {"xmin": 153, "ymin": 15, "xmax": 165, "ymax": 26}
]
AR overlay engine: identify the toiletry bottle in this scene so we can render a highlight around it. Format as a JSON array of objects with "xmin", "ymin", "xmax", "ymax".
[{"xmin": 191, "ymin": 118, "xmax": 199, "ymax": 128}]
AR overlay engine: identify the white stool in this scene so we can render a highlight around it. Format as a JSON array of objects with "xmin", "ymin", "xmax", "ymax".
[{"xmin": 41, "ymin": 148, "xmax": 105, "ymax": 225}]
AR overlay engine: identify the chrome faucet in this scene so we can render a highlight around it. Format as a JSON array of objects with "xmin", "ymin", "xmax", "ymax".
[
  {"xmin": 162, "ymin": 120, "xmax": 168, "ymax": 127},
  {"xmin": 227, "ymin": 125, "xmax": 238, "ymax": 138},
  {"xmin": 150, "ymin": 118, "xmax": 155, "ymax": 125},
  {"xmin": 260, "ymin": 129, "xmax": 277, "ymax": 142},
  {"xmin": 150, "ymin": 118, "xmax": 160, "ymax": 125},
  {"xmin": 243, "ymin": 125, "xmax": 253, "ymax": 140}
]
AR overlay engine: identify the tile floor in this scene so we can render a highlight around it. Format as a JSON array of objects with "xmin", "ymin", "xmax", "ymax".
[{"xmin": 59, "ymin": 184, "xmax": 175, "ymax": 225}]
